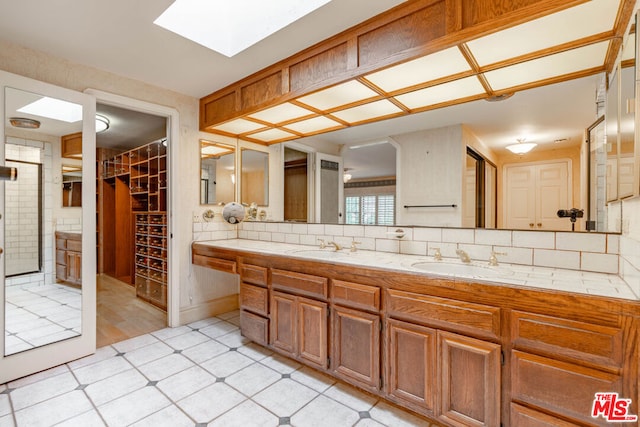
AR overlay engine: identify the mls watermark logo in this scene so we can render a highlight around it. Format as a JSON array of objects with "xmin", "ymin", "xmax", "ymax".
[{"xmin": 592, "ymin": 392, "xmax": 638, "ymax": 422}]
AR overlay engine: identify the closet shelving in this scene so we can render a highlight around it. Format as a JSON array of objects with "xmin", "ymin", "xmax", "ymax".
[{"xmin": 99, "ymin": 138, "xmax": 168, "ymax": 310}]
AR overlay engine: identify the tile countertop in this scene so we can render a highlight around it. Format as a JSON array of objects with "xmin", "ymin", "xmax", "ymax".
[{"xmin": 194, "ymin": 239, "xmax": 638, "ymax": 301}]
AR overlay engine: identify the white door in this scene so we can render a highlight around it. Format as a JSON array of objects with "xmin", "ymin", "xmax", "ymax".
[
  {"xmin": 0, "ymin": 70, "xmax": 96, "ymax": 384},
  {"xmin": 505, "ymin": 161, "xmax": 571, "ymax": 231},
  {"xmin": 314, "ymin": 153, "xmax": 343, "ymax": 224}
]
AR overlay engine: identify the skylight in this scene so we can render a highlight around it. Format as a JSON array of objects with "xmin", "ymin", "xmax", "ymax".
[
  {"xmin": 154, "ymin": 0, "xmax": 332, "ymax": 57},
  {"xmin": 18, "ymin": 97, "xmax": 82, "ymax": 123}
]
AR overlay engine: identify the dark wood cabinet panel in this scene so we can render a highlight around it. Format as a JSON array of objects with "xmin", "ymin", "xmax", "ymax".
[
  {"xmin": 439, "ymin": 331, "xmax": 501, "ymax": 427},
  {"xmin": 193, "ymin": 254, "xmax": 237, "ymax": 274},
  {"xmin": 511, "ymin": 350, "xmax": 622, "ymax": 426},
  {"xmin": 270, "ymin": 291, "xmax": 297, "ymax": 355},
  {"xmin": 239, "ymin": 264, "xmax": 268, "ymax": 287},
  {"xmin": 332, "ymin": 280, "xmax": 380, "ymax": 312},
  {"xmin": 240, "ymin": 282, "xmax": 269, "ymax": 317},
  {"xmin": 240, "ymin": 310, "xmax": 269, "ymax": 346},
  {"xmin": 298, "ymin": 298, "xmax": 328, "ymax": 369},
  {"xmin": 387, "ymin": 289, "xmax": 501, "ymax": 340},
  {"xmin": 386, "ymin": 318, "xmax": 437, "ymax": 415},
  {"xmin": 332, "ymin": 306, "xmax": 380, "ymax": 391},
  {"xmin": 272, "ymin": 269, "xmax": 328, "ymax": 299},
  {"xmin": 510, "ymin": 403, "xmax": 578, "ymax": 427}
]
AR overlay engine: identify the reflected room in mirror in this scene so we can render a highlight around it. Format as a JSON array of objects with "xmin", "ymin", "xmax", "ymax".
[
  {"xmin": 241, "ymin": 149, "xmax": 269, "ymax": 206},
  {"xmin": 4, "ymin": 86, "xmax": 83, "ymax": 356},
  {"xmin": 200, "ymin": 139, "xmax": 235, "ymax": 205}
]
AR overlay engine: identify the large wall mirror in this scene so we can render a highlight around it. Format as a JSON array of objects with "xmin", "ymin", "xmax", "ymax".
[
  {"xmin": 4, "ymin": 86, "xmax": 84, "ymax": 355},
  {"xmin": 241, "ymin": 148, "xmax": 269, "ymax": 206},
  {"xmin": 200, "ymin": 139, "xmax": 235, "ymax": 205}
]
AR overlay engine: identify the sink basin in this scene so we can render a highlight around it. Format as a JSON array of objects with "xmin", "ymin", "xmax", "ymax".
[
  {"xmin": 410, "ymin": 262, "xmax": 510, "ymax": 278},
  {"xmin": 290, "ymin": 249, "xmax": 348, "ymax": 259}
]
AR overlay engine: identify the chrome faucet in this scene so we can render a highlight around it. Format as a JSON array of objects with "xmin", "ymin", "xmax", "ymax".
[
  {"xmin": 456, "ymin": 249, "xmax": 471, "ymax": 263},
  {"xmin": 432, "ymin": 247, "xmax": 442, "ymax": 261},
  {"xmin": 328, "ymin": 241, "xmax": 342, "ymax": 251}
]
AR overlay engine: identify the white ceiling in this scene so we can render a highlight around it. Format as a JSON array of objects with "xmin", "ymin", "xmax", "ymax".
[{"xmin": 0, "ymin": 0, "xmax": 406, "ymax": 98}]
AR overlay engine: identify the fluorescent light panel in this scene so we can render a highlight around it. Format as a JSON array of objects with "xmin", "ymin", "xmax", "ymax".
[
  {"xmin": 282, "ymin": 116, "xmax": 343, "ymax": 133},
  {"xmin": 467, "ymin": 0, "xmax": 617, "ymax": 66},
  {"xmin": 331, "ymin": 99, "xmax": 403, "ymax": 124},
  {"xmin": 247, "ymin": 102, "xmax": 315, "ymax": 124},
  {"xmin": 211, "ymin": 118, "xmax": 265, "ymax": 134},
  {"xmin": 296, "ymin": 80, "xmax": 379, "ymax": 110},
  {"xmin": 364, "ymin": 47, "xmax": 472, "ymax": 92},
  {"xmin": 154, "ymin": 0, "xmax": 331, "ymax": 57},
  {"xmin": 484, "ymin": 41, "xmax": 609, "ymax": 91},
  {"xmin": 248, "ymin": 128, "xmax": 297, "ymax": 142},
  {"xmin": 394, "ymin": 76, "xmax": 486, "ymax": 109},
  {"xmin": 18, "ymin": 97, "xmax": 82, "ymax": 123}
]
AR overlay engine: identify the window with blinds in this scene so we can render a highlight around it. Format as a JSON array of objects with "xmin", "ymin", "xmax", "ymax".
[{"xmin": 345, "ymin": 194, "xmax": 395, "ymax": 225}]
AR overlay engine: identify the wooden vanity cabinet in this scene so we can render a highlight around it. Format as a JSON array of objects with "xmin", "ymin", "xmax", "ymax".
[
  {"xmin": 56, "ymin": 231, "xmax": 82, "ymax": 286},
  {"xmin": 270, "ymin": 269, "xmax": 329, "ymax": 370},
  {"xmin": 331, "ymin": 280, "xmax": 381, "ymax": 393},
  {"xmin": 386, "ymin": 289, "xmax": 502, "ymax": 426},
  {"xmin": 239, "ymin": 264, "xmax": 269, "ymax": 346}
]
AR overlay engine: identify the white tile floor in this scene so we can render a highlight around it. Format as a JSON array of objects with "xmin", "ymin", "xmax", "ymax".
[
  {"xmin": 0, "ymin": 310, "xmax": 437, "ymax": 427},
  {"xmin": 4, "ymin": 284, "xmax": 82, "ymax": 355}
]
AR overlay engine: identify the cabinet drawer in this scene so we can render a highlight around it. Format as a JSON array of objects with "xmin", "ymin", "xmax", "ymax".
[
  {"xmin": 510, "ymin": 403, "xmax": 577, "ymax": 426},
  {"xmin": 193, "ymin": 254, "xmax": 237, "ymax": 274},
  {"xmin": 66, "ymin": 239, "xmax": 82, "ymax": 252},
  {"xmin": 511, "ymin": 311, "xmax": 623, "ymax": 370},
  {"xmin": 332, "ymin": 280, "xmax": 380, "ymax": 312},
  {"xmin": 386, "ymin": 289, "xmax": 501, "ymax": 340},
  {"xmin": 240, "ymin": 264, "xmax": 268, "ymax": 287},
  {"xmin": 272, "ymin": 269, "xmax": 328, "ymax": 299},
  {"xmin": 56, "ymin": 238, "xmax": 67, "ymax": 249},
  {"xmin": 240, "ymin": 282, "xmax": 268, "ymax": 316},
  {"xmin": 511, "ymin": 350, "xmax": 622, "ymax": 426},
  {"xmin": 240, "ymin": 310, "xmax": 269, "ymax": 346},
  {"xmin": 56, "ymin": 264, "xmax": 66, "ymax": 279}
]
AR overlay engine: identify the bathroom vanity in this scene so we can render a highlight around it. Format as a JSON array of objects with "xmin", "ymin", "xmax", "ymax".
[
  {"xmin": 192, "ymin": 240, "xmax": 639, "ymax": 427},
  {"xmin": 55, "ymin": 231, "xmax": 82, "ymax": 286}
]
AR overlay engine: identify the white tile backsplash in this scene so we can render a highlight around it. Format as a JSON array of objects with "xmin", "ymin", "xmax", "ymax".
[
  {"xmin": 195, "ymin": 222, "xmax": 624, "ymax": 276},
  {"xmin": 534, "ymin": 249, "xmax": 580, "ymax": 270},
  {"xmin": 513, "ymin": 231, "xmax": 555, "ymax": 249},
  {"xmin": 556, "ymin": 232, "xmax": 606, "ymax": 253}
]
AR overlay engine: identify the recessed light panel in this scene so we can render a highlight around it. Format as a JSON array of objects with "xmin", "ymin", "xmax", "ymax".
[
  {"xmin": 483, "ymin": 41, "xmax": 609, "ymax": 91},
  {"xmin": 248, "ymin": 128, "xmax": 298, "ymax": 142},
  {"xmin": 296, "ymin": 80, "xmax": 379, "ymax": 111},
  {"xmin": 364, "ymin": 47, "xmax": 472, "ymax": 92},
  {"xmin": 210, "ymin": 118, "xmax": 265, "ymax": 134},
  {"xmin": 154, "ymin": 0, "xmax": 332, "ymax": 57},
  {"xmin": 467, "ymin": 0, "xmax": 617, "ymax": 66},
  {"xmin": 18, "ymin": 97, "xmax": 82, "ymax": 123},
  {"xmin": 331, "ymin": 100, "xmax": 403, "ymax": 124},
  {"xmin": 282, "ymin": 116, "xmax": 343, "ymax": 134},
  {"xmin": 394, "ymin": 77, "xmax": 486, "ymax": 109},
  {"xmin": 247, "ymin": 102, "xmax": 315, "ymax": 124}
]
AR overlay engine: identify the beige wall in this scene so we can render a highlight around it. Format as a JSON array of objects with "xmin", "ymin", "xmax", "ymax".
[{"xmin": 0, "ymin": 39, "xmax": 237, "ymax": 325}]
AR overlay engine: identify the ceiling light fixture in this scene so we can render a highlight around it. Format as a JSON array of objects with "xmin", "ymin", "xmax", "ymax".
[
  {"xmin": 9, "ymin": 117, "xmax": 40, "ymax": 129},
  {"xmin": 506, "ymin": 138, "xmax": 537, "ymax": 154},
  {"xmin": 96, "ymin": 114, "xmax": 110, "ymax": 133},
  {"xmin": 343, "ymin": 169, "xmax": 352, "ymax": 183}
]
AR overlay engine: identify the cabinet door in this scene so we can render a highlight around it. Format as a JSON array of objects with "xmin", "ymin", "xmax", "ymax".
[
  {"xmin": 270, "ymin": 291, "xmax": 297, "ymax": 355},
  {"xmin": 298, "ymin": 296, "xmax": 328, "ymax": 369},
  {"xmin": 386, "ymin": 319, "xmax": 437, "ymax": 416},
  {"xmin": 332, "ymin": 306, "xmax": 380, "ymax": 391},
  {"xmin": 66, "ymin": 252, "xmax": 82, "ymax": 284},
  {"xmin": 439, "ymin": 331, "xmax": 501, "ymax": 427}
]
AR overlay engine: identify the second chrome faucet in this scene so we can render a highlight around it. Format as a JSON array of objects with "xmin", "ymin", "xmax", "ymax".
[{"xmin": 455, "ymin": 249, "xmax": 471, "ymax": 263}]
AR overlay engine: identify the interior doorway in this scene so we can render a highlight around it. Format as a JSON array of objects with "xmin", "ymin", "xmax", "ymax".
[
  {"xmin": 95, "ymin": 101, "xmax": 169, "ymax": 345},
  {"xmin": 284, "ymin": 147, "xmax": 309, "ymax": 222}
]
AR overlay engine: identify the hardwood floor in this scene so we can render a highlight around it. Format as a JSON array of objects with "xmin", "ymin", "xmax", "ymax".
[{"xmin": 97, "ymin": 274, "xmax": 166, "ymax": 348}]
